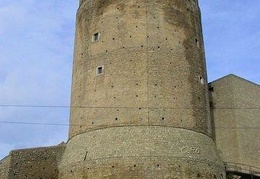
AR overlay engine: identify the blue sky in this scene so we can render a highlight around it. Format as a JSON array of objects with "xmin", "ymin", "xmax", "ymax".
[{"xmin": 0, "ymin": 1, "xmax": 259, "ymax": 159}]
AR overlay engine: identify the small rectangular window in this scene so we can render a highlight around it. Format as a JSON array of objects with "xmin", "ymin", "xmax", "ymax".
[
  {"xmin": 97, "ymin": 66, "xmax": 103, "ymax": 75},
  {"xmin": 93, "ymin": 33, "xmax": 100, "ymax": 42},
  {"xmin": 199, "ymin": 76, "xmax": 204, "ymax": 84},
  {"xmin": 195, "ymin": 38, "xmax": 200, "ymax": 48}
]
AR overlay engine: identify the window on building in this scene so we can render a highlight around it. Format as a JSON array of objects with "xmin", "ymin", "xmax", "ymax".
[
  {"xmin": 195, "ymin": 38, "xmax": 200, "ymax": 48},
  {"xmin": 97, "ymin": 66, "xmax": 103, "ymax": 75},
  {"xmin": 93, "ymin": 33, "xmax": 100, "ymax": 42},
  {"xmin": 199, "ymin": 76, "xmax": 204, "ymax": 84}
]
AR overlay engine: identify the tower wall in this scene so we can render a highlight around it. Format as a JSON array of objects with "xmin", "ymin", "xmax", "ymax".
[
  {"xmin": 59, "ymin": 0, "xmax": 225, "ymax": 178},
  {"xmin": 70, "ymin": 0, "xmax": 211, "ymax": 138}
]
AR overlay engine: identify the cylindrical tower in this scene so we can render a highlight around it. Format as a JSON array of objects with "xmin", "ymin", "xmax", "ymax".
[{"xmin": 59, "ymin": 0, "xmax": 225, "ymax": 178}]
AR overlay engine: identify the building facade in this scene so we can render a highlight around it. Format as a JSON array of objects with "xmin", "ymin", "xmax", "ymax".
[
  {"xmin": 59, "ymin": 0, "xmax": 224, "ymax": 178},
  {"xmin": 209, "ymin": 75, "xmax": 260, "ymax": 178},
  {"xmin": 0, "ymin": 0, "xmax": 259, "ymax": 179}
]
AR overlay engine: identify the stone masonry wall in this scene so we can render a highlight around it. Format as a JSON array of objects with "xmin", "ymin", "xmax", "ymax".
[
  {"xmin": 69, "ymin": 0, "xmax": 212, "ymax": 138},
  {"xmin": 59, "ymin": 127, "xmax": 225, "ymax": 179},
  {"xmin": 209, "ymin": 74, "xmax": 260, "ymax": 176},
  {"xmin": 0, "ymin": 156, "xmax": 11, "ymax": 179},
  {"xmin": 2, "ymin": 145, "xmax": 65, "ymax": 179},
  {"xmin": 60, "ymin": 0, "xmax": 225, "ymax": 178}
]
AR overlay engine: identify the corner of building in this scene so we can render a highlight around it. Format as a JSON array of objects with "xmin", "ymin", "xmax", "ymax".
[{"xmin": 209, "ymin": 74, "xmax": 260, "ymax": 177}]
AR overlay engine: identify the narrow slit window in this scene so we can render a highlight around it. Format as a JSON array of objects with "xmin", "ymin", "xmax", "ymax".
[
  {"xmin": 93, "ymin": 33, "xmax": 100, "ymax": 42},
  {"xmin": 195, "ymin": 38, "xmax": 200, "ymax": 48},
  {"xmin": 97, "ymin": 66, "xmax": 103, "ymax": 75}
]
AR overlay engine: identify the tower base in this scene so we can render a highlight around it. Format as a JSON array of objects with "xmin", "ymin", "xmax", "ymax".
[{"xmin": 59, "ymin": 126, "xmax": 225, "ymax": 179}]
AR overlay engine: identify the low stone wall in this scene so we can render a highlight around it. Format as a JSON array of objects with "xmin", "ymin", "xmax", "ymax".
[
  {"xmin": 0, "ymin": 145, "xmax": 65, "ymax": 179},
  {"xmin": 0, "ymin": 155, "xmax": 11, "ymax": 179}
]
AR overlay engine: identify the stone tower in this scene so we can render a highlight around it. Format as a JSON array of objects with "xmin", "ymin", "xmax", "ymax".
[{"xmin": 59, "ymin": 0, "xmax": 225, "ymax": 178}]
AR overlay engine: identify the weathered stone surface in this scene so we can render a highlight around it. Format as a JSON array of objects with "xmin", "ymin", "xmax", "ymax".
[
  {"xmin": 60, "ymin": 127, "xmax": 224, "ymax": 178},
  {"xmin": 209, "ymin": 74, "xmax": 260, "ymax": 177},
  {"xmin": 69, "ymin": 0, "xmax": 212, "ymax": 138},
  {"xmin": 2, "ymin": 1, "xmax": 259, "ymax": 178},
  {"xmin": 61, "ymin": 0, "xmax": 225, "ymax": 178},
  {"xmin": 0, "ymin": 145, "xmax": 65, "ymax": 179},
  {"xmin": 0, "ymin": 156, "xmax": 11, "ymax": 179}
]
